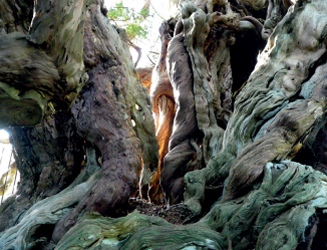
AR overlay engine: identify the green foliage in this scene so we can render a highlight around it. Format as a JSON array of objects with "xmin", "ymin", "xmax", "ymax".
[
  {"xmin": 126, "ymin": 23, "xmax": 147, "ymax": 40},
  {"xmin": 107, "ymin": 1, "xmax": 150, "ymax": 41}
]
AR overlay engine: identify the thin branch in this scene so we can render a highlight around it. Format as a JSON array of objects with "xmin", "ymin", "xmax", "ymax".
[
  {"xmin": 128, "ymin": 40, "xmax": 142, "ymax": 68},
  {"xmin": 147, "ymin": 54, "xmax": 156, "ymax": 65}
]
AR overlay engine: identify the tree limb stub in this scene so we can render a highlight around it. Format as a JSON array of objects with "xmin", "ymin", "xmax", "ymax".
[
  {"xmin": 0, "ymin": 0, "xmax": 88, "ymax": 127},
  {"xmin": 28, "ymin": 0, "xmax": 88, "ymax": 101},
  {"xmin": 0, "ymin": 32, "xmax": 59, "ymax": 127}
]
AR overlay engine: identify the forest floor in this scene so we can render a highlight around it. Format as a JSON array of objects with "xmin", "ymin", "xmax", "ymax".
[{"xmin": 128, "ymin": 198, "xmax": 194, "ymax": 224}]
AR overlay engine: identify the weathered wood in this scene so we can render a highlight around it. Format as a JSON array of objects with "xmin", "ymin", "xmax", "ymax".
[
  {"xmin": 204, "ymin": 161, "xmax": 327, "ymax": 249},
  {"xmin": 54, "ymin": 161, "xmax": 327, "ymax": 250},
  {"xmin": 0, "ymin": 33, "xmax": 58, "ymax": 126},
  {"xmin": 0, "ymin": 0, "xmax": 157, "ymax": 244},
  {"xmin": 56, "ymin": 211, "xmax": 225, "ymax": 250},
  {"xmin": 0, "ymin": 0, "xmax": 327, "ymax": 249},
  {"xmin": 0, "ymin": 0, "xmax": 88, "ymax": 127},
  {"xmin": 157, "ymin": 0, "xmax": 242, "ymax": 204},
  {"xmin": 0, "ymin": 164, "xmax": 101, "ymax": 249},
  {"xmin": 149, "ymin": 19, "xmax": 176, "ymax": 203},
  {"xmin": 184, "ymin": 0, "xmax": 327, "ymax": 213},
  {"xmin": 28, "ymin": 0, "xmax": 88, "ymax": 103},
  {"xmin": 262, "ymin": 0, "xmax": 290, "ymax": 39},
  {"xmin": 0, "ymin": 0, "xmax": 33, "ymax": 33},
  {"xmin": 52, "ymin": 1, "xmax": 157, "ymax": 241},
  {"xmin": 0, "ymin": 110, "xmax": 85, "ymax": 233}
]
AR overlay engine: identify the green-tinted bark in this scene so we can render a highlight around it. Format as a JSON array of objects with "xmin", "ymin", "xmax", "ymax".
[{"xmin": 0, "ymin": 0, "xmax": 327, "ymax": 249}]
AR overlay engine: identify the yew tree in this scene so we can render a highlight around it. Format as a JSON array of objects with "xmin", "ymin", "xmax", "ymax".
[{"xmin": 0, "ymin": 0, "xmax": 327, "ymax": 249}]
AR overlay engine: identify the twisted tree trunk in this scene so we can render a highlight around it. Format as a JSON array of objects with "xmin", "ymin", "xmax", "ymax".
[
  {"xmin": 0, "ymin": 0, "xmax": 157, "ymax": 247},
  {"xmin": 0, "ymin": 0, "xmax": 327, "ymax": 249}
]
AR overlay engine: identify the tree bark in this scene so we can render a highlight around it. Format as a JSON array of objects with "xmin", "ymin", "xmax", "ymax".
[
  {"xmin": 0, "ymin": 0, "xmax": 157, "ymax": 245},
  {"xmin": 1, "ymin": 0, "xmax": 327, "ymax": 249},
  {"xmin": 0, "ymin": 111, "xmax": 85, "ymax": 233},
  {"xmin": 55, "ymin": 161, "xmax": 327, "ymax": 250}
]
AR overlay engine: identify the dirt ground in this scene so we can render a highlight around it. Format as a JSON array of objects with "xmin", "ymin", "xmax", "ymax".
[{"xmin": 128, "ymin": 198, "xmax": 194, "ymax": 225}]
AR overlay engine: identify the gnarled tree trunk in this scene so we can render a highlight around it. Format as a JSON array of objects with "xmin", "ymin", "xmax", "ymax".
[{"xmin": 0, "ymin": 0, "xmax": 327, "ymax": 249}]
